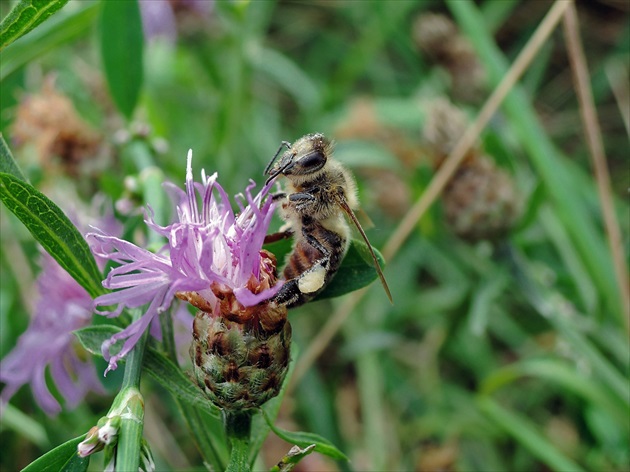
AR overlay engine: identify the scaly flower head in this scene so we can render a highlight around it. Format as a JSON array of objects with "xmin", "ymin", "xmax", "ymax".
[{"xmin": 89, "ymin": 150, "xmax": 282, "ymax": 373}]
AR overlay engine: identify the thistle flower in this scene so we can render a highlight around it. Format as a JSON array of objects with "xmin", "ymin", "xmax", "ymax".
[
  {"xmin": 88, "ymin": 150, "xmax": 282, "ymax": 374},
  {"xmin": 0, "ymin": 205, "xmax": 119, "ymax": 415}
]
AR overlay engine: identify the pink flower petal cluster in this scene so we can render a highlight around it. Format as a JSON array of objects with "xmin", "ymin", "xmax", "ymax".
[
  {"xmin": 0, "ymin": 205, "xmax": 120, "ymax": 415},
  {"xmin": 89, "ymin": 151, "xmax": 280, "ymax": 373}
]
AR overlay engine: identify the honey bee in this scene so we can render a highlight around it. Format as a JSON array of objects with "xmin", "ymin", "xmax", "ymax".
[{"xmin": 264, "ymin": 133, "xmax": 392, "ymax": 308}]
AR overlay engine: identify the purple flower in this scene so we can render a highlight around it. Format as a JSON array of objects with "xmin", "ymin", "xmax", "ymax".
[
  {"xmin": 0, "ymin": 206, "xmax": 120, "ymax": 415},
  {"xmin": 89, "ymin": 150, "xmax": 281, "ymax": 373},
  {"xmin": 139, "ymin": 0, "xmax": 213, "ymax": 43}
]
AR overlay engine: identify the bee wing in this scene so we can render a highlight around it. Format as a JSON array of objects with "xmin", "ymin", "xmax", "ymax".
[
  {"xmin": 355, "ymin": 207, "xmax": 374, "ymax": 230},
  {"xmin": 335, "ymin": 194, "xmax": 393, "ymax": 304}
]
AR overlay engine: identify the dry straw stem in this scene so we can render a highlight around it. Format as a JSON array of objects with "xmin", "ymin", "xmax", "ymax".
[
  {"xmin": 562, "ymin": 4, "xmax": 630, "ymax": 331},
  {"xmin": 288, "ymin": 0, "xmax": 573, "ymax": 393}
]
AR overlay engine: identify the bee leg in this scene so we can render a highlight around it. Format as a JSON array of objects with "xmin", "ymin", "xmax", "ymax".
[
  {"xmin": 302, "ymin": 231, "xmax": 330, "ymax": 261},
  {"xmin": 264, "ymin": 229, "xmax": 294, "ymax": 244},
  {"xmin": 272, "ymin": 279, "xmax": 302, "ymax": 307},
  {"xmin": 288, "ymin": 192, "xmax": 316, "ymax": 211},
  {"xmin": 296, "ymin": 230, "xmax": 332, "ymax": 292},
  {"xmin": 272, "ymin": 231, "xmax": 331, "ymax": 308},
  {"xmin": 288, "ymin": 192, "xmax": 315, "ymax": 202},
  {"xmin": 270, "ymin": 191, "xmax": 287, "ymax": 202},
  {"xmin": 274, "ymin": 260, "xmax": 327, "ymax": 307}
]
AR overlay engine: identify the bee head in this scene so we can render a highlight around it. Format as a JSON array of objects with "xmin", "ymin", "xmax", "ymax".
[{"xmin": 265, "ymin": 133, "xmax": 332, "ymax": 183}]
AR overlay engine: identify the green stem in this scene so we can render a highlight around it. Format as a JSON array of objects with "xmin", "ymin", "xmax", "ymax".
[
  {"xmin": 159, "ymin": 310, "xmax": 227, "ymax": 471},
  {"xmin": 140, "ymin": 166, "xmax": 167, "ymax": 247},
  {"xmin": 225, "ymin": 410, "xmax": 253, "ymax": 472},
  {"xmin": 115, "ymin": 310, "xmax": 149, "ymax": 472},
  {"xmin": 159, "ymin": 308, "xmax": 178, "ymax": 362}
]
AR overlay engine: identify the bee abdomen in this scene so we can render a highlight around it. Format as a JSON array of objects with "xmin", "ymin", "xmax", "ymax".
[
  {"xmin": 283, "ymin": 241, "xmax": 322, "ymax": 280},
  {"xmin": 275, "ymin": 225, "xmax": 348, "ymax": 308}
]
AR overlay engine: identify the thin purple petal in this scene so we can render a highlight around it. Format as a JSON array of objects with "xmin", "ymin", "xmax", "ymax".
[{"xmin": 90, "ymin": 149, "xmax": 280, "ymax": 372}]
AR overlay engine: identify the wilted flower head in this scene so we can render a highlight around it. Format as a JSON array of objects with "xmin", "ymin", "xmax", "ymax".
[
  {"xmin": 89, "ymin": 150, "xmax": 282, "ymax": 373},
  {"xmin": 0, "ymin": 205, "xmax": 119, "ymax": 415},
  {"xmin": 11, "ymin": 76, "xmax": 102, "ymax": 177},
  {"xmin": 423, "ymin": 98, "xmax": 522, "ymax": 241},
  {"xmin": 413, "ymin": 12, "xmax": 485, "ymax": 102}
]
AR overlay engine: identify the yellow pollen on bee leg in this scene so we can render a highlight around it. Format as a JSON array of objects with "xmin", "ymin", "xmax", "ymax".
[{"xmin": 297, "ymin": 264, "xmax": 327, "ymax": 293}]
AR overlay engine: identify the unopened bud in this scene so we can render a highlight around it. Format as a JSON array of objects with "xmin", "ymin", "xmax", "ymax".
[
  {"xmin": 190, "ymin": 286, "xmax": 291, "ymax": 410},
  {"xmin": 77, "ymin": 415, "xmax": 120, "ymax": 457},
  {"xmin": 77, "ymin": 426, "xmax": 104, "ymax": 458}
]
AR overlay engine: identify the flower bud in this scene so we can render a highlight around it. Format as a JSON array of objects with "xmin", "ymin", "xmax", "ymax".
[
  {"xmin": 77, "ymin": 415, "xmax": 121, "ymax": 458},
  {"xmin": 189, "ymin": 256, "xmax": 291, "ymax": 410}
]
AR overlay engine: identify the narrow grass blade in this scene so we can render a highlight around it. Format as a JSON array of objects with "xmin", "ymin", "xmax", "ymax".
[
  {"xmin": 446, "ymin": 0, "xmax": 621, "ymax": 320},
  {"xmin": 481, "ymin": 358, "xmax": 628, "ymax": 422},
  {"xmin": 478, "ymin": 396, "xmax": 585, "ymax": 472},
  {"xmin": 261, "ymin": 409, "xmax": 348, "ymax": 461}
]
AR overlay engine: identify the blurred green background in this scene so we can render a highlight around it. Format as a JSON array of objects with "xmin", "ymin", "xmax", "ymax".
[{"xmin": 1, "ymin": 0, "xmax": 628, "ymax": 470}]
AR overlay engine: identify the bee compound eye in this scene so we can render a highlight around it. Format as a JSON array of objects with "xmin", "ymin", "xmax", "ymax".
[{"xmin": 297, "ymin": 150, "xmax": 326, "ymax": 171}]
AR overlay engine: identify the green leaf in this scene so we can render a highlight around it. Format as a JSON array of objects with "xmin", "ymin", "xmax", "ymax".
[
  {"xmin": 263, "ymin": 238, "xmax": 387, "ymax": 301},
  {"xmin": 318, "ymin": 238, "xmax": 387, "ymax": 300},
  {"xmin": 99, "ymin": 0, "xmax": 143, "ymax": 119},
  {"xmin": 143, "ymin": 348, "xmax": 223, "ymax": 419},
  {"xmin": 261, "ymin": 409, "xmax": 348, "ymax": 461},
  {"xmin": 75, "ymin": 324, "xmax": 223, "ymax": 419},
  {"xmin": 74, "ymin": 324, "xmax": 121, "ymax": 356},
  {"xmin": 513, "ymin": 180, "xmax": 546, "ymax": 232},
  {"xmin": 0, "ymin": 172, "xmax": 104, "ymax": 298},
  {"xmin": 21, "ymin": 435, "xmax": 89, "ymax": 472},
  {"xmin": 75, "ymin": 323, "xmax": 124, "ymax": 391},
  {"xmin": 0, "ymin": 0, "xmax": 70, "ymax": 51},
  {"xmin": 0, "ymin": 134, "xmax": 26, "ymax": 181},
  {"xmin": 251, "ymin": 47, "xmax": 321, "ymax": 111},
  {"xmin": 477, "ymin": 397, "xmax": 585, "ymax": 472},
  {"xmin": 1, "ymin": 3, "xmax": 98, "ymax": 81}
]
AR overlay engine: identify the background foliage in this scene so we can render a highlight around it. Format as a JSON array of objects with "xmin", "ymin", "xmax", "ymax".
[{"xmin": 1, "ymin": 0, "xmax": 628, "ymax": 471}]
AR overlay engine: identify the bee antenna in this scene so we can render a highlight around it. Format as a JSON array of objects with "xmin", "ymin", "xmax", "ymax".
[
  {"xmin": 264, "ymin": 140, "xmax": 292, "ymax": 176},
  {"xmin": 265, "ymin": 160, "xmax": 291, "ymax": 185}
]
